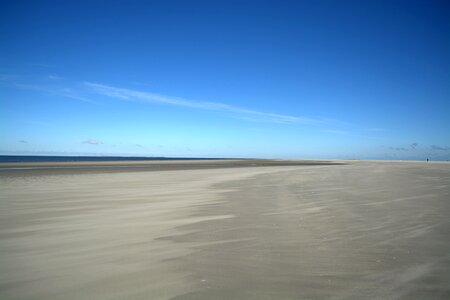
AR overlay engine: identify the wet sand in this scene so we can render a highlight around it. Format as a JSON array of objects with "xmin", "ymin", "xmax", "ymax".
[
  {"xmin": 0, "ymin": 161, "xmax": 449, "ymax": 299},
  {"xmin": 0, "ymin": 159, "xmax": 341, "ymax": 176}
]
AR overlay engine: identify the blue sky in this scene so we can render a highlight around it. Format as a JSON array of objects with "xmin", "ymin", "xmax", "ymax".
[{"xmin": 1, "ymin": 0, "xmax": 449, "ymax": 160}]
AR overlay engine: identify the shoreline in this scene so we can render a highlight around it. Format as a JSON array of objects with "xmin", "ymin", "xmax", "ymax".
[{"xmin": 0, "ymin": 159, "xmax": 343, "ymax": 176}]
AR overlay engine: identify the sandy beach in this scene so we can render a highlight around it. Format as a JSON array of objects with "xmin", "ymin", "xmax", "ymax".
[{"xmin": 0, "ymin": 160, "xmax": 449, "ymax": 299}]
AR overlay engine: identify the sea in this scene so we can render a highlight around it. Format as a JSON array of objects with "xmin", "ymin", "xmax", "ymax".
[{"xmin": 0, "ymin": 155, "xmax": 224, "ymax": 163}]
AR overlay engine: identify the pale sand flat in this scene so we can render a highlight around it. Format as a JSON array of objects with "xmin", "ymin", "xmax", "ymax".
[{"xmin": 0, "ymin": 161, "xmax": 449, "ymax": 299}]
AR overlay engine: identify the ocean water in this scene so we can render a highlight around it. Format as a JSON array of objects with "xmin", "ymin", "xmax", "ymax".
[{"xmin": 0, "ymin": 155, "xmax": 224, "ymax": 163}]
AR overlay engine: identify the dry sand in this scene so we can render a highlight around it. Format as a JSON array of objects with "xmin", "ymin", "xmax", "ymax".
[{"xmin": 0, "ymin": 161, "xmax": 449, "ymax": 299}]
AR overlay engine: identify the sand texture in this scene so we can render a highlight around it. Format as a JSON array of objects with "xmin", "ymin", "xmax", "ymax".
[{"xmin": 0, "ymin": 161, "xmax": 449, "ymax": 299}]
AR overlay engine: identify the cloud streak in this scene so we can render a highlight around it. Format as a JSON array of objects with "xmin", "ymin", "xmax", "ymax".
[
  {"xmin": 389, "ymin": 146, "xmax": 409, "ymax": 151},
  {"xmin": 83, "ymin": 139, "xmax": 102, "ymax": 145},
  {"xmin": 11, "ymin": 83, "xmax": 95, "ymax": 103},
  {"xmin": 431, "ymin": 145, "xmax": 450, "ymax": 151},
  {"xmin": 85, "ymin": 82, "xmax": 320, "ymax": 125}
]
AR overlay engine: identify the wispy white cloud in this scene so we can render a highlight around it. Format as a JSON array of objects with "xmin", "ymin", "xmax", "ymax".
[
  {"xmin": 60, "ymin": 88, "xmax": 95, "ymax": 103},
  {"xmin": 12, "ymin": 83, "xmax": 95, "ymax": 103},
  {"xmin": 84, "ymin": 82, "xmax": 320, "ymax": 125},
  {"xmin": 83, "ymin": 138, "xmax": 102, "ymax": 145}
]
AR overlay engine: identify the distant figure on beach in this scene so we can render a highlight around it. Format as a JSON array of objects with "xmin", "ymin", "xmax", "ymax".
[{"xmin": 427, "ymin": 158, "xmax": 429, "ymax": 162}]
